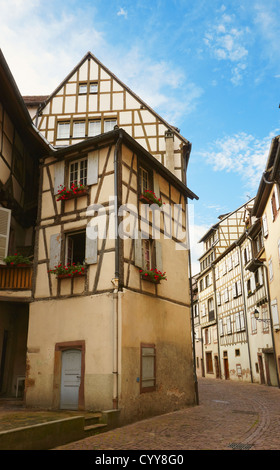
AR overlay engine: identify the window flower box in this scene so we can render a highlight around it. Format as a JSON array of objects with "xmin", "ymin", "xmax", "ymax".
[
  {"xmin": 4, "ymin": 253, "xmax": 31, "ymax": 266},
  {"xmin": 56, "ymin": 183, "xmax": 88, "ymax": 201},
  {"xmin": 48, "ymin": 263, "xmax": 86, "ymax": 278},
  {"xmin": 139, "ymin": 268, "xmax": 167, "ymax": 283},
  {"xmin": 139, "ymin": 190, "xmax": 163, "ymax": 207}
]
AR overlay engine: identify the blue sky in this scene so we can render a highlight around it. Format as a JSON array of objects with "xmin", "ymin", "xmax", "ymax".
[{"xmin": 1, "ymin": 0, "xmax": 280, "ymax": 273}]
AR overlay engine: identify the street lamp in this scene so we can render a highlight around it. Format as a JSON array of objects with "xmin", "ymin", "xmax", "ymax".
[{"xmin": 254, "ymin": 308, "xmax": 270, "ymax": 323}]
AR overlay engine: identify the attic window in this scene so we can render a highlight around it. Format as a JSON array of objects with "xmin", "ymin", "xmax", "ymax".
[
  {"xmin": 57, "ymin": 122, "xmax": 70, "ymax": 139},
  {"xmin": 90, "ymin": 82, "xmax": 98, "ymax": 93},
  {"xmin": 79, "ymin": 84, "xmax": 87, "ymax": 94}
]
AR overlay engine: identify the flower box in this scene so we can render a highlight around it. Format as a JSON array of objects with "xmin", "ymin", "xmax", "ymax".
[
  {"xmin": 3, "ymin": 253, "xmax": 32, "ymax": 266},
  {"xmin": 56, "ymin": 183, "xmax": 88, "ymax": 202},
  {"xmin": 48, "ymin": 263, "xmax": 86, "ymax": 278},
  {"xmin": 139, "ymin": 190, "xmax": 163, "ymax": 207},
  {"xmin": 139, "ymin": 268, "xmax": 167, "ymax": 284},
  {"xmin": 57, "ymin": 272, "xmax": 86, "ymax": 279}
]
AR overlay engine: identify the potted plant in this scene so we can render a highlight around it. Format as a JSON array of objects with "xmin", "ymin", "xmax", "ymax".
[
  {"xmin": 4, "ymin": 253, "xmax": 31, "ymax": 266},
  {"xmin": 48, "ymin": 263, "xmax": 86, "ymax": 278},
  {"xmin": 56, "ymin": 182, "xmax": 88, "ymax": 201},
  {"xmin": 139, "ymin": 190, "xmax": 163, "ymax": 207},
  {"xmin": 139, "ymin": 268, "xmax": 167, "ymax": 283}
]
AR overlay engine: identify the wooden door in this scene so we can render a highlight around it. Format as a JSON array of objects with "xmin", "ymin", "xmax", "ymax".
[
  {"xmin": 60, "ymin": 349, "xmax": 82, "ymax": 410},
  {"xmin": 224, "ymin": 358, "xmax": 229, "ymax": 380}
]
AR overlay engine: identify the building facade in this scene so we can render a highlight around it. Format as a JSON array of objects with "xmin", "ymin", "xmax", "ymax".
[{"xmin": 0, "ymin": 51, "xmax": 198, "ymax": 425}]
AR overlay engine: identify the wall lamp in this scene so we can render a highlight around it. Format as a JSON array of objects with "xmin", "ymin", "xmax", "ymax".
[{"xmin": 254, "ymin": 308, "xmax": 270, "ymax": 323}]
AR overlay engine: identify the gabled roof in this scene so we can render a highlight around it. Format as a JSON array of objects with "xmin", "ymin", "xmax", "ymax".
[
  {"xmin": 37, "ymin": 51, "xmax": 190, "ymax": 146},
  {"xmin": 0, "ymin": 49, "xmax": 50, "ymax": 156},
  {"xmin": 51, "ymin": 127, "xmax": 198, "ymax": 201},
  {"xmin": 252, "ymin": 135, "xmax": 280, "ymax": 218}
]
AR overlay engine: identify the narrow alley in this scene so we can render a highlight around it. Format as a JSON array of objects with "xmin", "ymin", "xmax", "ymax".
[{"xmin": 54, "ymin": 377, "xmax": 280, "ymax": 451}]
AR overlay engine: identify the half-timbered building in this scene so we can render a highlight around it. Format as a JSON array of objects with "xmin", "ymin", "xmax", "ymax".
[
  {"xmin": 1, "ymin": 50, "xmax": 199, "ymax": 424},
  {"xmin": 0, "ymin": 50, "xmax": 49, "ymax": 398}
]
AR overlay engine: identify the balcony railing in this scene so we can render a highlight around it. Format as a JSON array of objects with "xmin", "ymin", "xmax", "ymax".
[{"xmin": 0, "ymin": 265, "xmax": 33, "ymax": 290}]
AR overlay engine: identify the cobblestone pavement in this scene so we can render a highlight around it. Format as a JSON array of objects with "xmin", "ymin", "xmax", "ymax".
[{"xmin": 54, "ymin": 377, "xmax": 280, "ymax": 451}]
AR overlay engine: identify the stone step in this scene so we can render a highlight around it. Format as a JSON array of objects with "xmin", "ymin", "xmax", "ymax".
[
  {"xmin": 84, "ymin": 412, "xmax": 102, "ymax": 426},
  {"xmin": 84, "ymin": 422, "xmax": 107, "ymax": 436}
]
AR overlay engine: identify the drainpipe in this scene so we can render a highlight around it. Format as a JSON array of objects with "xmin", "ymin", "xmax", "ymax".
[
  {"xmin": 186, "ymin": 199, "xmax": 199, "ymax": 406},
  {"xmin": 112, "ymin": 131, "xmax": 123, "ymax": 409}
]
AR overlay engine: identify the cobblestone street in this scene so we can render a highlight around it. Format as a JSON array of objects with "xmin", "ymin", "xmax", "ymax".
[{"xmin": 54, "ymin": 377, "xmax": 280, "ymax": 451}]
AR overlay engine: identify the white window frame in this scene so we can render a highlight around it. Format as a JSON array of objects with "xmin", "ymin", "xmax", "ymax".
[
  {"xmin": 69, "ymin": 157, "xmax": 88, "ymax": 187},
  {"xmin": 88, "ymin": 120, "xmax": 101, "ymax": 137},
  {"xmin": 57, "ymin": 122, "xmax": 70, "ymax": 139},
  {"xmin": 104, "ymin": 119, "xmax": 117, "ymax": 132},
  {"xmin": 73, "ymin": 121, "xmax": 86, "ymax": 138}
]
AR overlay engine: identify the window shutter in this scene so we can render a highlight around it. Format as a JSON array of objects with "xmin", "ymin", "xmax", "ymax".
[
  {"xmin": 153, "ymin": 171, "xmax": 160, "ymax": 198},
  {"xmin": 0, "ymin": 207, "xmax": 11, "ymax": 263},
  {"xmin": 275, "ymin": 186, "xmax": 280, "ymax": 210},
  {"xmin": 85, "ymin": 233, "xmax": 97, "ymax": 264},
  {"xmin": 49, "ymin": 233, "xmax": 61, "ymax": 269},
  {"xmin": 235, "ymin": 313, "xmax": 241, "ymax": 332},
  {"xmin": 219, "ymin": 319, "xmax": 224, "ymax": 336},
  {"xmin": 251, "ymin": 274, "xmax": 256, "ymax": 292},
  {"xmin": 232, "ymin": 282, "xmax": 237, "ymax": 298},
  {"xmin": 155, "ymin": 241, "xmax": 163, "ymax": 272},
  {"xmin": 134, "ymin": 236, "xmax": 143, "ymax": 268},
  {"xmin": 240, "ymin": 311, "xmax": 245, "ymax": 330},
  {"xmin": 54, "ymin": 161, "xmax": 65, "ymax": 195},
  {"xmin": 259, "ymin": 267, "xmax": 263, "ymax": 286},
  {"xmin": 87, "ymin": 150, "xmax": 99, "ymax": 186},
  {"xmin": 262, "ymin": 214, "xmax": 268, "ymax": 237},
  {"xmin": 271, "ymin": 300, "xmax": 280, "ymax": 329},
  {"xmin": 237, "ymin": 279, "xmax": 242, "ymax": 296}
]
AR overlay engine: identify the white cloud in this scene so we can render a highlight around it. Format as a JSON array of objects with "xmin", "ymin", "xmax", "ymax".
[
  {"xmin": 117, "ymin": 7, "xmax": 128, "ymax": 19},
  {"xmin": 200, "ymin": 129, "xmax": 279, "ymax": 191},
  {"xmin": 204, "ymin": 9, "xmax": 250, "ymax": 85}
]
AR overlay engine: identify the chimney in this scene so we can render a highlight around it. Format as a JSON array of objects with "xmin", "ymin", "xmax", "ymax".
[{"xmin": 165, "ymin": 129, "xmax": 175, "ymax": 174}]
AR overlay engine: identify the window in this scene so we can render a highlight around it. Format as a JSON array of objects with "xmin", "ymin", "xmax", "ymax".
[
  {"xmin": 235, "ymin": 311, "xmax": 245, "ymax": 332},
  {"xmin": 88, "ymin": 120, "xmax": 101, "ymax": 137},
  {"xmin": 217, "ymin": 291, "xmax": 221, "ymax": 305},
  {"xmin": 140, "ymin": 344, "xmax": 156, "ymax": 392},
  {"xmin": 199, "ymin": 279, "xmax": 204, "ymax": 292},
  {"xmin": 204, "ymin": 328, "xmax": 211, "ymax": 344},
  {"xmin": 65, "ymin": 231, "xmax": 86, "ymax": 265},
  {"xmin": 139, "ymin": 166, "xmax": 153, "ymax": 194},
  {"xmin": 73, "ymin": 121, "xmax": 86, "ymax": 138},
  {"xmin": 90, "ymin": 82, "xmax": 98, "ymax": 93},
  {"xmin": 142, "ymin": 239, "xmax": 154, "ymax": 271},
  {"xmin": 79, "ymin": 84, "xmax": 87, "ymax": 94},
  {"xmin": 69, "ymin": 158, "xmax": 88, "ymax": 187},
  {"xmin": 224, "ymin": 287, "xmax": 229, "ymax": 303},
  {"xmin": 208, "ymin": 298, "xmax": 215, "ymax": 321},
  {"xmin": 57, "ymin": 122, "xmax": 70, "ymax": 139},
  {"xmin": 226, "ymin": 317, "xmax": 232, "ymax": 334},
  {"xmin": 104, "ymin": 119, "xmax": 117, "ymax": 132}
]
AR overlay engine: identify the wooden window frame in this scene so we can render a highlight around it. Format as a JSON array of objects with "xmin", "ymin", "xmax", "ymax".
[
  {"xmin": 65, "ymin": 230, "xmax": 86, "ymax": 266},
  {"xmin": 68, "ymin": 156, "xmax": 88, "ymax": 187},
  {"xmin": 140, "ymin": 343, "xmax": 156, "ymax": 393}
]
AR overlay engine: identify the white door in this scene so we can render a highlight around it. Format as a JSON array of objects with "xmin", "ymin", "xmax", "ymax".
[{"xmin": 60, "ymin": 349, "xmax": 82, "ymax": 410}]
